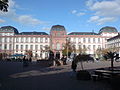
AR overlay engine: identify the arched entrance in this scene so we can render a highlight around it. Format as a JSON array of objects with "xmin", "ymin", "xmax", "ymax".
[{"xmin": 55, "ymin": 51, "xmax": 60, "ymax": 59}]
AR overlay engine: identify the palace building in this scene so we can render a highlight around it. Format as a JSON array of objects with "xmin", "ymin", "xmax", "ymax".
[{"xmin": 0, "ymin": 25, "xmax": 119, "ymax": 59}]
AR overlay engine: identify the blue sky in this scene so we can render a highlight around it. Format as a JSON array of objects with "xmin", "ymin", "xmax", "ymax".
[{"xmin": 0, "ymin": 0, "xmax": 120, "ymax": 33}]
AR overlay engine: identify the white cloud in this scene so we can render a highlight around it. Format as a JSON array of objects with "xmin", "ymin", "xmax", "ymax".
[
  {"xmin": 71, "ymin": 10, "xmax": 85, "ymax": 16},
  {"xmin": 86, "ymin": 0, "xmax": 120, "ymax": 24},
  {"xmin": 76, "ymin": 12, "xmax": 85, "ymax": 16},
  {"xmin": 42, "ymin": 27, "xmax": 51, "ymax": 31},
  {"xmin": 86, "ymin": 0, "xmax": 95, "ymax": 7},
  {"xmin": 71, "ymin": 10, "xmax": 77, "ymax": 14},
  {"xmin": 88, "ymin": 16, "xmax": 99, "ymax": 22},
  {"xmin": 97, "ymin": 17, "xmax": 116, "ymax": 25},
  {"xmin": 0, "ymin": 19, "xmax": 5, "ymax": 23},
  {"xmin": 16, "ymin": 15, "xmax": 46, "ymax": 25},
  {"xmin": 0, "ymin": 0, "xmax": 47, "ymax": 26}
]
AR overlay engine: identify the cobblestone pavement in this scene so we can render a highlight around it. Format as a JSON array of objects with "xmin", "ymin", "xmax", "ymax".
[{"xmin": 0, "ymin": 60, "xmax": 120, "ymax": 90}]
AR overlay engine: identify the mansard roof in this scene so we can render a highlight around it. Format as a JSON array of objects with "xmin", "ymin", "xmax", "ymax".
[
  {"xmin": 0, "ymin": 26, "xmax": 19, "ymax": 34},
  {"xmin": 68, "ymin": 32, "xmax": 98, "ymax": 35},
  {"xmin": 17, "ymin": 32, "xmax": 48, "ymax": 35},
  {"xmin": 51, "ymin": 25, "xmax": 66, "ymax": 31},
  {"xmin": 99, "ymin": 26, "xmax": 118, "ymax": 34}
]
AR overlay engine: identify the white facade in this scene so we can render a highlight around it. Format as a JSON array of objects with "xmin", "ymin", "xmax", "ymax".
[
  {"xmin": 0, "ymin": 26, "xmax": 119, "ymax": 59},
  {"xmin": 107, "ymin": 34, "xmax": 120, "ymax": 56}
]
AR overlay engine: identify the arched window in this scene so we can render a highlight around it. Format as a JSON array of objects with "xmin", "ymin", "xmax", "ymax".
[{"xmin": 56, "ymin": 43, "xmax": 60, "ymax": 50}]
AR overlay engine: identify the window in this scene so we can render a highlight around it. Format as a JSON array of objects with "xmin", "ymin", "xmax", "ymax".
[
  {"xmin": 56, "ymin": 43, "xmax": 60, "ymax": 50},
  {"xmin": 98, "ymin": 38, "xmax": 100, "ymax": 43},
  {"xmin": 21, "ymin": 45, "xmax": 23, "ymax": 50},
  {"xmin": 78, "ymin": 38, "xmax": 81, "ymax": 43},
  {"xmin": 93, "ymin": 45, "xmax": 96, "ymax": 50},
  {"xmin": 83, "ymin": 38, "xmax": 86, "ymax": 43},
  {"xmin": 4, "ymin": 38, "xmax": 7, "ymax": 42},
  {"xmin": 83, "ymin": 45, "xmax": 86, "ymax": 49},
  {"xmin": 30, "ymin": 45, "xmax": 33, "ymax": 50},
  {"xmin": 16, "ymin": 45, "xmax": 19, "ymax": 50},
  {"xmin": 9, "ymin": 44, "xmax": 12, "ymax": 50},
  {"xmin": 79, "ymin": 45, "xmax": 81, "ymax": 49},
  {"xmin": 35, "ymin": 38, "xmax": 38, "ymax": 43},
  {"xmin": 35, "ymin": 45, "xmax": 38, "ymax": 50},
  {"xmin": 88, "ymin": 38, "xmax": 90, "ymax": 43},
  {"xmin": 0, "ymin": 38, "xmax": 2, "ymax": 43},
  {"xmin": 88, "ymin": 45, "xmax": 91, "ymax": 50},
  {"xmin": 40, "ymin": 45, "xmax": 43, "ymax": 50},
  {"xmin": 31, "ymin": 38, "xmax": 33, "ymax": 43},
  {"xmin": 45, "ymin": 38, "xmax": 48, "ymax": 43},
  {"xmin": 26, "ymin": 37, "xmax": 28, "ymax": 43},
  {"xmin": 98, "ymin": 45, "xmax": 101, "ymax": 49},
  {"xmin": 16, "ymin": 38, "xmax": 19, "ymax": 43},
  {"xmin": 45, "ymin": 52, "xmax": 48, "ymax": 58},
  {"xmin": 4, "ymin": 44, "xmax": 7, "ymax": 50},
  {"xmin": 21, "ymin": 38, "xmax": 23, "ymax": 42},
  {"xmin": 45, "ymin": 45, "xmax": 49, "ymax": 51},
  {"xmin": 0, "ymin": 44, "xmax": 2, "ymax": 49},
  {"xmin": 93, "ymin": 38, "xmax": 95, "ymax": 43},
  {"xmin": 40, "ymin": 52, "xmax": 42, "ymax": 58},
  {"xmin": 40, "ymin": 38, "xmax": 43, "ymax": 43},
  {"xmin": 73, "ymin": 38, "xmax": 76, "ymax": 43},
  {"xmin": 57, "ymin": 32, "xmax": 60, "ymax": 36},
  {"xmin": 25, "ymin": 45, "xmax": 28, "ymax": 50}
]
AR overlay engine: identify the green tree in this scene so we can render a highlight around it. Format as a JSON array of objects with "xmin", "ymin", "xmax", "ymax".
[
  {"xmin": 74, "ymin": 54, "xmax": 91, "ymax": 70},
  {"xmin": 62, "ymin": 41, "xmax": 73, "ymax": 57},
  {"xmin": 105, "ymin": 51, "xmax": 119, "ymax": 71},
  {"xmin": 76, "ymin": 46, "xmax": 87, "ymax": 55},
  {"xmin": 0, "ymin": 0, "xmax": 9, "ymax": 12}
]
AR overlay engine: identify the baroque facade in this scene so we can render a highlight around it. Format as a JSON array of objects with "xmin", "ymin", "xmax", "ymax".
[{"xmin": 0, "ymin": 25, "xmax": 119, "ymax": 59}]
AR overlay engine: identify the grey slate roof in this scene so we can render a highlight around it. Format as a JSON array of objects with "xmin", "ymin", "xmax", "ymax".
[
  {"xmin": 0, "ymin": 26, "xmax": 19, "ymax": 34},
  {"xmin": 51, "ymin": 25, "xmax": 66, "ymax": 31},
  {"xmin": 107, "ymin": 34, "xmax": 120, "ymax": 41},
  {"xmin": 17, "ymin": 32, "xmax": 48, "ymax": 35},
  {"xmin": 99, "ymin": 26, "xmax": 118, "ymax": 33},
  {"xmin": 68, "ymin": 32, "xmax": 98, "ymax": 35}
]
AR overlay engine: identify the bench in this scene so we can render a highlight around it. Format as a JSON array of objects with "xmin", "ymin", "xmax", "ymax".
[
  {"xmin": 91, "ymin": 74, "xmax": 99, "ymax": 81},
  {"xmin": 92, "ymin": 73, "xmax": 112, "ymax": 81}
]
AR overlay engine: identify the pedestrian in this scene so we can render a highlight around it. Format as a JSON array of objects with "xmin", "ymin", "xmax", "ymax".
[
  {"xmin": 71, "ymin": 60, "xmax": 77, "ymax": 72},
  {"xmin": 61, "ymin": 55, "xmax": 67, "ymax": 65},
  {"xmin": 71, "ymin": 60, "xmax": 77, "ymax": 77},
  {"xmin": 29, "ymin": 57, "xmax": 32, "ymax": 62},
  {"xmin": 23, "ymin": 56, "xmax": 29, "ymax": 67}
]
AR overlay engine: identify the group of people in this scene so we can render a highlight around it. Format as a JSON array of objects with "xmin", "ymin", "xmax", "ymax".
[
  {"xmin": 54, "ymin": 55, "xmax": 67, "ymax": 66},
  {"xmin": 23, "ymin": 56, "xmax": 32, "ymax": 67}
]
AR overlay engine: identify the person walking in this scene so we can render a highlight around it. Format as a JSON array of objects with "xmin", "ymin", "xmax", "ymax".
[
  {"xmin": 71, "ymin": 60, "xmax": 77, "ymax": 77},
  {"xmin": 61, "ymin": 55, "xmax": 67, "ymax": 65},
  {"xmin": 71, "ymin": 60, "xmax": 77, "ymax": 72},
  {"xmin": 23, "ymin": 56, "xmax": 29, "ymax": 67}
]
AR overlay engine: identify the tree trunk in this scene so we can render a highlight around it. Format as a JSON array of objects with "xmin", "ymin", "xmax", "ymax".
[
  {"xmin": 80, "ymin": 61, "xmax": 84, "ymax": 70},
  {"xmin": 111, "ymin": 59, "xmax": 114, "ymax": 71}
]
